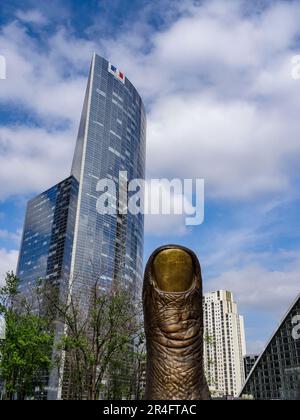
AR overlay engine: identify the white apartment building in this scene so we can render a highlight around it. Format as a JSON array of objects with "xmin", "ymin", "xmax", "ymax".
[{"xmin": 204, "ymin": 290, "xmax": 246, "ymax": 398}]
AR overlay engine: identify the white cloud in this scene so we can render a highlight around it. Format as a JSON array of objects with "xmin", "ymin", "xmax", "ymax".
[
  {"xmin": 0, "ymin": 20, "xmax": 97, "ymax": 203},
  {"xmin": 145, "ymin": 214, "xmax": 188, "ymax": 236},
  {"xmin": 204, "ymin": 247, "xmax": 300, "ymax": 354},
  {"xmin": 147, "ymin": 93, "xmax": 300, "ymax": 199},
  {"xmin": 102, "ymin": 0, "xmax": 300, "ymax": 200},
  {"xmin": 144, "ymin": 178, "xmax": 200, "ymax": 235},
  {"xmin": 0, "ymin": 248, "xmax": 19, "ymax": 286},
  {"xmin": 16, "ymin": 9, "xmax": 48, "ymax": 25},
  {"xmin": 206, "ymin": 260, "xmax": 300, "ymax": 316},
  {"xmin": 0, "ymin": 229, "xmax": 22, "ymax": 244},
  {"xmin": 0, "ymin": 22, "xmax": 90, "ymax": 123},
  {"xmin": 1, "ymin": 0, "xmax": 300, "ymax": 203},
  {"xmin": 0, "ymin": 125, "xmax": 75, "ymax": 199}
]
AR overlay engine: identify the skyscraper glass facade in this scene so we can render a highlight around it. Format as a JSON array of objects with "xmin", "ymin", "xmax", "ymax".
[
  {"xmin": 243, "ymin": 354, "xmax": 259, "ymax": 381},
  {"xmin": 17, "ymin": 176, "xmax": 79, "ymax": 293},
  {"xmin": 240, "ymin": 295, "xmax": 300, "ymax": 400},
  {"xmin": 18, "ymin": 53, "xmax": 146, "ymax": 300},
  {"xmin": 16, "ymin": 54, "xmax": 146, "ymax": 398},
  {"xmin": 70, "ymin": 53, "xmax": 146, "ymax": 298}
]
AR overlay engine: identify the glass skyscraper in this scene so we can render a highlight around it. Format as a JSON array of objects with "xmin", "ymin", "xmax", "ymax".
[
  {"xmin": 69, "ymin": 53, "xmax": 146, "ymax": 298},
  {"xmin": 17, "ymin": 53, "xmax": 146, "ymax": 399},
  {"xmin": 17, "ymin": 176, "xmax": 79, "ymax": 294},
  {"xmin": 240, "ymin": 294, "xmax": 300, "ymax": 400}
]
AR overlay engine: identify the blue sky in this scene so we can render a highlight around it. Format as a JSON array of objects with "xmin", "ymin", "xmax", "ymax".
[{"xmin": 0, "ymin": 0, "xmax": 300, "ymax": 353}]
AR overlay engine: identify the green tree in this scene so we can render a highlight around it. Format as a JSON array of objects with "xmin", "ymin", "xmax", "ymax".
[
  {"xmin": 0, "ymin": 272, "xmax": 144, "ymax": 400},
  {"xmin": 0, "ymin": 273, "xmax": 53, "ymax": 400},
  {"xmin": 43, "ymin": 278, "xmax": 143, "ymax": 400},
  {"xmin": 104, "ymin": 331, "xmax": 146, "ymax": 400},
  {"xmin": 204, "ymin": 331, "xmax": 217, "ymax": 393}
]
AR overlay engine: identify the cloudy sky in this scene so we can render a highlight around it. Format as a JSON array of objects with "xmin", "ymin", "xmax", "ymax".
[{"xmin": 1, "ymin": 0, "xmax": 300, "ymax": 353}]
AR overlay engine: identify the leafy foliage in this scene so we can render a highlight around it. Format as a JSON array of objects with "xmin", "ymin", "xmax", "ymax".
[
  {"xmin": 43, "ymin": 279, "xmax": 145, "ymax": 400},
  {"xmin": 0, "ymin": 273, "xmax": 53, "ymax": 400},
  {"xmin": 0, "ymin": 273, "xmax": 145, "ymax": 400}
]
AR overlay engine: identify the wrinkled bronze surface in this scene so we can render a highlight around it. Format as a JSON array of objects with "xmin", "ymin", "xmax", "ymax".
[{"xmin": 143, "ymin": 245, "xmax": 210, "ymax": 400}]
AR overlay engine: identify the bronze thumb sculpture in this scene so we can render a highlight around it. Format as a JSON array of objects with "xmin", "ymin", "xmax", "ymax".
[{"xmin": 143, "ymin": 245, "xmax": 210, "ymax": 400}]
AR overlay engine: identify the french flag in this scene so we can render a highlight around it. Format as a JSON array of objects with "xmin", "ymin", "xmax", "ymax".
[{"xmin": 108, "ymin": 63, "xmax": 125, "ymax": 84}]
